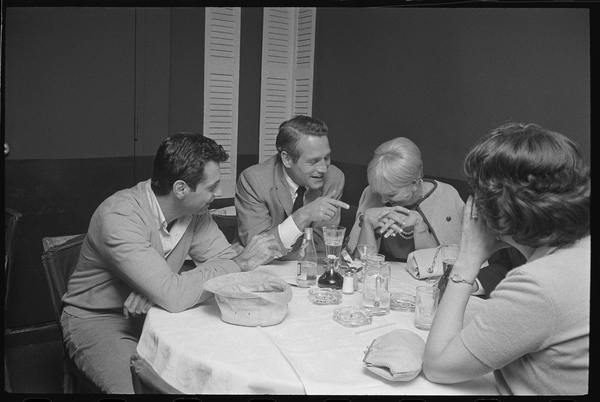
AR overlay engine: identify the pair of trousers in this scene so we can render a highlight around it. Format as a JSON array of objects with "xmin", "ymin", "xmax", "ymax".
[{"xmin": 61, "ymin": 309, "xmax": 145, "ymax": 394}]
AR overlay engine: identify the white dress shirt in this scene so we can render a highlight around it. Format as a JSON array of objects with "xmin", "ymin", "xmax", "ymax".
[
  {"xmin": 145, "ymin": 181, "xmax": 192, "ymax": 257},
  {"xmin": 277, "ymin": 169, "xmax": 304, "ymax": 251}
]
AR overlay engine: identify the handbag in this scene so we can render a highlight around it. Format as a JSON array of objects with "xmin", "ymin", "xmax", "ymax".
[
  {"xmin": 406, "ymin": 246, "xmax": 444, "ymax": 280},
  {"xmin": 362, "ymin": 329, "xmax": 425, "ymax": 381},
  {"xmin": 406, "ymin": 245, "xmax": 489, "ymax": 280}
]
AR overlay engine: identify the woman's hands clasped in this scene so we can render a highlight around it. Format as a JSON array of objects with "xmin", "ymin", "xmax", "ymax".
[{"xmin": 363, "ymin": 206, "xmax": 426, "ymax": 238}]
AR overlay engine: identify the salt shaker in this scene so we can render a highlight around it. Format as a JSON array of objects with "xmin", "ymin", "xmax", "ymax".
[
  {"xmin": 342, "ymin": 270, "xmax": 355, "ymax": 294},
  {"xmin": 347, "ymin": 267, "xmax": 359, "ymax": 291}
]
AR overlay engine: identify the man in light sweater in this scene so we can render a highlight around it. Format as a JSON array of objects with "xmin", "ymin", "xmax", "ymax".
[{"xmin": 62, "ymin": 133, "xmax": 282, "ymax": 393}]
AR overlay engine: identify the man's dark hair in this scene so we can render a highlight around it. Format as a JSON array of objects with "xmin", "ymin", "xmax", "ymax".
[
  {"xmin": 275, "ymin": 115, "xmax": 328, "ymax": 163},
  {"xmin": 151, "ymin": 132, "xmax": 228, "ymax": 196}
]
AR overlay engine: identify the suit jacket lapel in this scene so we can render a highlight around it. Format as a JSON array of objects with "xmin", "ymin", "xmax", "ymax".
[
  {"xmin": 305, "ymin": 187, "xmax": 322, "ymax": 205},
  {"xmin": 274, "ymin": 157, "xmax": 294, "ymax": 216}
]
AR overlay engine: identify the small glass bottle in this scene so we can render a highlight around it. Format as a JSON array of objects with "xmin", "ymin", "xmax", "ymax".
[
  {"xmin": 296, "ymin": 228, "xmax": 317, "ymax": 287},
  {"xmin": 318, "ymin": 256, "xmax": 344, "ymax": 290}
]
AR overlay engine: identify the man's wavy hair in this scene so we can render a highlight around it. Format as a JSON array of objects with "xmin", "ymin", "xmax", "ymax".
[
  {"xmin": 275, "ymin": 115, "xmax": 328, "ymax": 163},
  {"xmin": 463, "ymin": 123, "xmax": 590, "ymax": 248},
  {"xmin": 151, "ymin": 132, "xmax": 228, "ymax": 196}
]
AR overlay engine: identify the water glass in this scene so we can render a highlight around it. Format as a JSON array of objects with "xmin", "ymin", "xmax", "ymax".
[
  {"xmin": 437, "ymin": 243, "xmax": 460, "ymax": 301},
  {"xmin": 323, "ymin": 226, "xmax": 345, "ymax": 261},
  {"xmin": 362, "ymin": 257, "xmax": 390, "ymax": 316},
  {"xmin": 356, "ymin": 244, "xmax": 375, "ymax": 282},
  {"xmin": 414, "ymin": 286, "xmax": 439, "ymax": 331}
]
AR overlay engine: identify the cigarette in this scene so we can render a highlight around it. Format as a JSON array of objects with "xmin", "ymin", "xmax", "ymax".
[{"xmin": 355, "ymin": 322, "xmax": 396, "ymax": 335}]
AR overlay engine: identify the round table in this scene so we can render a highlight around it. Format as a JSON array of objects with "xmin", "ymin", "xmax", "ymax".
[{"xmin": 136, "ymin": 260, "xmax": 498, "ymax": 395}]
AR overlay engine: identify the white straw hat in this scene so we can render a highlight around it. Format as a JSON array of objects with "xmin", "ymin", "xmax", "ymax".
[{"xmin": 204, "ymin": 271, "xmax": 293, "ymax": 327}]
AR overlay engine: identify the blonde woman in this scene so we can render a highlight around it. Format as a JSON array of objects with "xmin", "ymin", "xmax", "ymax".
[{"xmin": 347, "ymin": 137, "xmax": 464, "ymax": 261}]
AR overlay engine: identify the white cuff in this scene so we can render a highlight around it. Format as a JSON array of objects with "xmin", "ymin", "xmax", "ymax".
[
  {"xmin": 278, "ymin": 215, "xmax": 303, "ymax": 250},
  {"xmin": 471, "ymin": 278, "xmax": 486, "ymax": 296}
]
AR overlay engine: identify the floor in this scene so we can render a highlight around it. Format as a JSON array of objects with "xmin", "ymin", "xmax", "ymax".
[{"xmin": 5, "ymin": 323, "xmax": 63, "ymax": 394}]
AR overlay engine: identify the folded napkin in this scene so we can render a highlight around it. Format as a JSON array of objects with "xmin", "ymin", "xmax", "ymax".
[{"xmin": 363, "ymin": 329, "xmax": 425, "ymax": 382}]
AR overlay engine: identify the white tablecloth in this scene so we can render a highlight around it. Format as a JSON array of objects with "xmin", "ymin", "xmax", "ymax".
[{"xmin": 137, "ymin": 261, "xmax": 499, "ymax": 395}]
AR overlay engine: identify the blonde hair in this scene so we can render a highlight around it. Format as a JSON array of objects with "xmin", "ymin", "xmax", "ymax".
[{"xmin": 367, "ymin": 137, "xmax": 423, "ymax": 195}]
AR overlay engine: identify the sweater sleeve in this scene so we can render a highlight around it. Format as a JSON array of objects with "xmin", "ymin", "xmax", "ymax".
[
  {"xmin": 460, "ymin": 269, "xmax": 555, "ymax": 369},
  {"xmin": 99, "ymin": 210, "xmax": 239, "ymax": 313}
]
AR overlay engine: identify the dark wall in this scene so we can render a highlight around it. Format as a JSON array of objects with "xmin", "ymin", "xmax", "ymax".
[{"xmin": 313, "ymin": 8, "xmax": 590, "ymax": 195}]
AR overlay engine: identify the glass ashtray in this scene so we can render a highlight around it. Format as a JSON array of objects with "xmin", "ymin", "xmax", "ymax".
[
  {"xmin": 308, "ymin": 288, "xmax": 342, "ymax": 305},
  {"xmin": 333, "ymin": 306, "xmax": 373, "ymax": 327},
  {"xmin": 390, "ymin": 292, "xmax": 416, "ymax": 312}
]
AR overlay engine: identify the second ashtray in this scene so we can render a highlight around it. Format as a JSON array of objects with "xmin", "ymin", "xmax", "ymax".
[
  {"xmin": 308, "ymin": 288, "xmax": 343, "ymax": 305},
  {"xmin": 333, "ymin": 306, "xmax": 373, "ymax": 327},
  {"xmin": 390, "ymin": 292, "xmax": 416, "ymax": 312}
]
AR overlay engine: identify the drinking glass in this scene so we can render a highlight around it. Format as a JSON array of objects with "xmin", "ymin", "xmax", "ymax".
[
  {"xmin": 356, "ymin": 244, "xmax": 375, "ymax": 283},
  {"xmin": 437, "ymin": 243, "xmax": 460, "ymax": 301},
  {"xmin": 323, "ymin": 225, "xmax": 346, "ymax": 267},
  {"xmin": 362, "ymin": 255, "xmax": 390, "ymax": 315},
  {"xmin": 318, "ymin": 226, "xmax": 346, "ymax": 289},
  {"xmin": 415, "ymin": 286, "xmax": 439, "ymax": 331}
]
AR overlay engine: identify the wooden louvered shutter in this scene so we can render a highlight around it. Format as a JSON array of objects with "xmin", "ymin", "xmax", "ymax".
[
  {"xmin": 259, "ymin": 7, "xmax": 316, "ymax": 163},
  {"xmin": 204, "ymin": 7, "xmax": 241, "ymax": 197}
]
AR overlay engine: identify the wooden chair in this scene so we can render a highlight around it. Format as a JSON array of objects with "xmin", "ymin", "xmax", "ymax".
[
  {"xmin": 41, "ymin": 234, "xmax": 100, "ymax": 393},
  {"xmin": 5, "ymin": 208, "xmax": 22, "ymax": 308},
  {"xmin": 130, "ymin": 352, "xmax": 183, "ymax": 394},
  {"xmin": 5, "ymin": 207, "xmax": 22, "ymax": 393}
]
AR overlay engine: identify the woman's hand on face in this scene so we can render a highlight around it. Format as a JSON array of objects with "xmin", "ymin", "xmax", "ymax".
[{"xmin": 459, "ymin": 196, "xmax": 507, "ymax": 267}]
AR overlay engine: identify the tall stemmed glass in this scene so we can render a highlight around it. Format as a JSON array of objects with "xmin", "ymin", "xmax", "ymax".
[{"xmin": 317, "ymin": 225, "xmax": 346, "ymax": 289}]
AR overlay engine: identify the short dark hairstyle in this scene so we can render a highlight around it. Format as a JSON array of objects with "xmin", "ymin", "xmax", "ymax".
[
  {"xmin": 151, "ymin": 132, "xmax": 229, "ymax": 196},
  {"xmin": 463, "ymin": 123, "xmax": 590, "ymax": 248},
  {"xmin": 275, "ymin": 115, "xmax": 328, "ymax": 163}
]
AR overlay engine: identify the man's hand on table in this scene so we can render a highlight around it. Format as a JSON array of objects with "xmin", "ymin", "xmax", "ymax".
[
  {"xmin": 123, "ymin": 290, "xmax": 155, "ymax": 318},
  {"xmin": 233, "ymin": 233, "xmax": 283, "ymax": 271}
]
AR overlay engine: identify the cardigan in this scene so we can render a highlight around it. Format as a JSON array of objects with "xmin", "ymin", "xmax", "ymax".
[
  {"xmin": 63, "ymin": 179, "xmax": 240, "ymax": 317},
  {"xmin": 461, "ymin": 236, "xmax": 590, "ymax": 395},
  {"xmin": 346, "ymin": 180, "xmax": 464, "ymax": 253}
]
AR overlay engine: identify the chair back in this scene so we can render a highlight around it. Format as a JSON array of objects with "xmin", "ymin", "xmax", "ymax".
[
  {"xmin": 41, "ymin": 234, "xmax": 86, "ymax": 324},
  {"xmin": 5, "ymin": 208, "xmax": 22, "ymax": 307},
  {"xmin": 130, "ymin": 353, "xmax": 183, "ymax": 394}
]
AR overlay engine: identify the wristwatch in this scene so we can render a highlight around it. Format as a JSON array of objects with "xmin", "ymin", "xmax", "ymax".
[{"xmin": 450, "ymin": 272, "xmax": 474, "ymax": 286}]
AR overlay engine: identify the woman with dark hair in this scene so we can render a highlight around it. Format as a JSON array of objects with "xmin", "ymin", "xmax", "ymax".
[{"xmin": 422, "ymin": 123, "xmax": 590, "ymax": 395}]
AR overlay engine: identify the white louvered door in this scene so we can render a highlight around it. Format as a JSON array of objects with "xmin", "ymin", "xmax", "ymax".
[
  {"xmin": 204, "ymin": 7, "xmax": 241, "ymax": 197},
  {"xmin": 259, "ymin": 7, "xmax": 316, "ymax": 163}
]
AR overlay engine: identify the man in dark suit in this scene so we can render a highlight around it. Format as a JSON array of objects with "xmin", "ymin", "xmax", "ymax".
[{"xmin": 235, "ymin": 115, "xmax": 349, "ymax": 260}]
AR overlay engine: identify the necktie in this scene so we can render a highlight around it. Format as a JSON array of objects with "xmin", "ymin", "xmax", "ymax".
[{"xmin": 292, "ymin": 186, "xmax": 306, "ymax": 213}]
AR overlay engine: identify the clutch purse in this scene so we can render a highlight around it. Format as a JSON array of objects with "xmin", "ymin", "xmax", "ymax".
[
  {"xmin": 362, "ymin": 329, "xmax": 425, "ymax": 382},
  {"xmin": 406, "ymin": 246, "xmax": 489, "ymax": 280},
  {"xmin": 406, "ymin": 246, "xmax": 444, "ymax": 280}
]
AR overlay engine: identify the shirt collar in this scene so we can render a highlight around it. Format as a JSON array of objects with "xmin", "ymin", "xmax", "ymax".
[
  {"xmin": 527, "ymin": 244, "xmax": 563, "ymax": 264},
  {"xmin": 282, "ymin": 167, "xmax": 304, "ymax": 197},
  {"xmin": 145, "ymin": 181, "xmax": 169, "ymax": 232}
]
